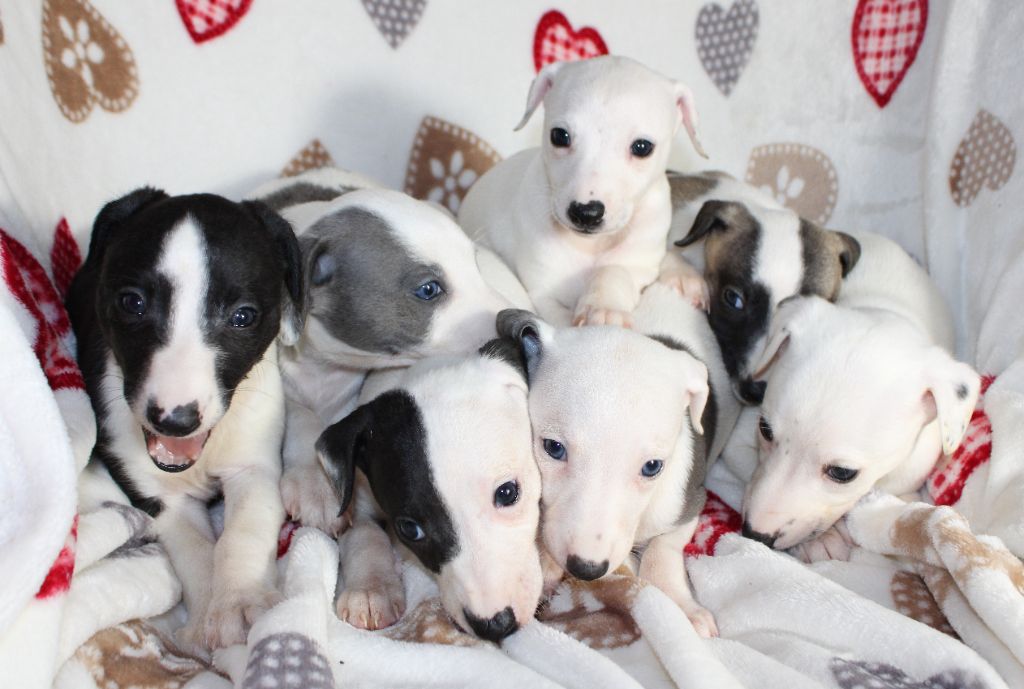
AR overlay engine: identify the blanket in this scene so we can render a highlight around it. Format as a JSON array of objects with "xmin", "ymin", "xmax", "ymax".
[{"xmin": 1, "ymin": 1, "xmax": 1023, "ymax": 687}]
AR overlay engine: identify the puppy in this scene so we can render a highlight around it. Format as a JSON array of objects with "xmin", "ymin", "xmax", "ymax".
[
  {"xmin": 66, "ymin": 188, "xmax": 303, "ymax": 650},
  {"xmin": 666, "ymin": 171, "xmax": 862, "ymax": 404},
  {"xmin": 459, "ymin": 55, "xmax": 707, "ymax": 327},
  {"xmin": 497, "ymin": 283, "xmax": 739, "ymax": 637},
  {"xmin": 316, "ymin": 349, "xmax": 543, "ymax": 641},
  {"xmin": 248, "ymin": 169, "xmax": 519, "ymax": 534},
  {"xmin": 739, "ymin": 232, "xmax": 979, "ymax": 553}
]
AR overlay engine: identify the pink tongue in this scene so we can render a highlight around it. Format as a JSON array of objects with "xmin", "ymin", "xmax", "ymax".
[{"xmin": 147, "ymin": 431, "xmax": 210, "ymax": 466}]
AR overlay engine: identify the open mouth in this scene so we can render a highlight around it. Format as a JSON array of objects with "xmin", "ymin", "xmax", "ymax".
[{"xmin": 143, "ymin": 429, "xmax": 211, "ymax": 472}]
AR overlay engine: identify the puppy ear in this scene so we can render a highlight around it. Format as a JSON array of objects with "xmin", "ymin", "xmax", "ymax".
[
  {"xmin": 495, "ymin": 308, "xmax": 552, "ymax": 381},
  {"xmin": 831, "ymin": 230, "xmax": 861, "ymax": 278},
  {"xmin": 673, "ymin": 352, "xmax": 710, "ymax": 435},
  {"xmin": 315, "ymin": 403, "xmax": 375, "ymax": 516},
  {"xmin": 514, "ymin": 61, "xmax": 565, "ymax": 131},
  {"xmin": 675, "ymin": 200, "xmax": 747, "ymax": 247},
  {"xmin": 673, "ymin": 81, "xmax": 708, "ymax": 159},
  {"xmin": 244, "ymin": 201, "xmax": 305, "ymax": 347},
  {"xmin": 88, "ymin": 187, "xmax": 168, "ymax": 264},
  {"xmin": 921, "ymin": 351, "xmax": 981, "ymax": 456}
]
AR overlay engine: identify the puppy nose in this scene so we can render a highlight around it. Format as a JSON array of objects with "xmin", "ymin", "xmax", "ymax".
[
  {"xmin": 146, "ymin": 400, "xmax": 201, "ymax": 437},
  {"xmin": 464, "ymin": 606, "xmax": 518, "ymax": 642},
  {"xmin": 741, "ymin": 521, "xmax": 778, "ymax": 549},
  {"xmin": 567, "ymin": 200, "xmax": 605, "ymax": 230},
  {"xmin": 565, "ymin": 554, "xmax": 609, "ymax": 580},
  {"xmin": 737, "ymin": 378, "xmax": 767, "ymax": 405}
]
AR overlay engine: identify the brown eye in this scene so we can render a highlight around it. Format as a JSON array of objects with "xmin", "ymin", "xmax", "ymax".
[
  {"xmin": 758, "ymin": 416, "xmax": 773, "ymax": 442},
  {"xmin": 824, "ymin": 465, "xmax": 858, "ymax": 483}
]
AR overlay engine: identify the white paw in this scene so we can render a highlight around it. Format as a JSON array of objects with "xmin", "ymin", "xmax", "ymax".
[
  {"xmin": 572, "ymin": 305, "xmax": 634, "ymax": 328},
  {"xmin": 204, "ymin": 586, "xmax": 282, "ymax": 649},
  {"xmin": 684, "ymin": 602, "xmax": 719, "ymax": 638},
  {"xmin": 659, "ymin": 271, "xmax": 710, "ymax": 312},
  {"xmin": 790, "ymin": 522, "xmax": 853, "ymax": 563},
  {"xmin": 280, "ymin": 463, "xmax": 347, "ymax": 536},
  {"xmin": 337, "ymin": 579, "xmax": 406, "ymax": 631}
]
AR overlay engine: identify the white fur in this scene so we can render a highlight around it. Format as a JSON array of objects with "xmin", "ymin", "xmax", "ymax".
[{"xmin": 459, "ymin": 56, "xmax": 705, "ymax": 327}]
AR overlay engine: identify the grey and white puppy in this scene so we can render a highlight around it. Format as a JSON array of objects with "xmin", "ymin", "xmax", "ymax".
[
  {"xmin": 497, "ymin": 283, "xmax": 739, "ymax": 637},
  {"xmin": 247, "ymin": 168, "xmax": 521, "ymax": 534},
  {"xmin": 663, "ymin": 172, "xmax": 861, "ymax": 404}
]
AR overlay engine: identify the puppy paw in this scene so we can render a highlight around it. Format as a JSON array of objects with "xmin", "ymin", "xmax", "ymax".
[
  {"xmin": 204, "ymin": 586, "xmax": 282, "ymax": 649},
  {"xmin": 175, "ymin": 619, "xmax": 211, "ymax": 660},
  {"xmin": 280, "ymin": 464, "xmax": 347, "ymax": 536},
  {"xmin": 659, "ymin": 272, "xmax": 710, "ymax": 311},
  {"xmin": 337, "ymin": 579, "xmax": 406, "ymax": 631},
  {"xmin": 791, "ymin": 522, "xmax": 854, "ymax": 563},
  {"xmin": 572, "ymin": 306, "xmax": 634, "ymax": 328},
  {"xmin": 681, "ymin": 602, "xmax": 719, "ymax": 638}
]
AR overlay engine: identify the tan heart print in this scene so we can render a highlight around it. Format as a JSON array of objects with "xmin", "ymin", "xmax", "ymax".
[
  {"xmin": 404, "ymin": 116, "xmax": 501, "ymax": 214},
  {"xmin": 281, "ymin": 139, "xmax": 336, "ymax": 178},
  {"xmin": 949, "ymin": 109, "xmax": 1016, "ymax": 207},
  {"xmin": 42, "ymin": 0, "xmax": 138, "ymax": 123},
  {"xmin": 746, "ymin": 143, "xmax": 838, "ymax": 224}
]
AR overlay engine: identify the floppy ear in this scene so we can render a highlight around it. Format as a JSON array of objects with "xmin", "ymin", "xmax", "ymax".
[
  {"xmin": 830, "ymin": 230, "xmax": 861, "ymax": 278},
  {"xmin": 672, "ymin": 351, "xmax": 710, "ymax": 435},
  {"xmin": 673, "ymin": 81, "xmax": 708, "ymax": 159},
  {"xmin": 921, "ymin": 351, "xmax": 981, "ymax": 456},
  {"xmin": 514, "ymin": 60, "xmax": 565, "ymax": 131},
  {"xmin": 675, "ymin": 200, "xmax": 748, "ymax": 248},
  {"xmin": 244, "ymin": 201, "xmax": 305, "ymax": 347},
  {"xmin": 315, "ymin": 402, "xmax": 375, "ymax": 516},
  {"xmin": 749, "ymin": 296, "xmax": 822, "ymax": 380},
  {"xmin": 87, "ymin": 187, "xmax": 168, "ymax": 265},
  {"xmin": 495, "ymin": 308, "xmax": 553, "ymax": 382}
]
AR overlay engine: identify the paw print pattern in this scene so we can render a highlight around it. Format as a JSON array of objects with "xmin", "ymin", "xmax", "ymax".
[
  {"xmin": 404, "ymin": 116, "xmax": 501, "ymax": 214},
  {"xmin": 242, "ymin": 633, "xmax": 335, "ymax": 689}
]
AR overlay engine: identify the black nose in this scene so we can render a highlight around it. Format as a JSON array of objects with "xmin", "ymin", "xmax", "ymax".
[
  {"xmin": 567, "ymin": 200, "xmax": 605, "ymax": 230},
  {"xmin": 737, "ymin": 378, "xmax": 767, "ymax": 405},
  {"xmin": 147, "ymin": 401, "xmax": 201, "ymax": 437},
  {"xmin": 464, "ymin": 606, "xmax": 518, "ymax": 642},
  {"xmin": 741, "ymin": 521, "xmax": 778, "ymax": 549},
  {"xmin": 565, "ymin": 554, "xmax": 609, "ymax": 581}
]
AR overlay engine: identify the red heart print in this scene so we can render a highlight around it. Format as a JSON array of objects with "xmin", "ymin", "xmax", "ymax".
[
  {"xmin": 533, "ymin": 10, "xmax": 608, "ymax": 72},
  {"xmin": 176, "ymin": 0, "xmax": 253, "ymax": 43},
  {"xmin": 851, "ymin": 0, "xmax": 927, "ymax": 108}
]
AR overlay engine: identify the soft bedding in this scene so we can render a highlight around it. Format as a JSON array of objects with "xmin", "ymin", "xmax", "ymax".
[{"xmin": 1, "ymin": 2, "xmax": 1022, "ymax": 687}]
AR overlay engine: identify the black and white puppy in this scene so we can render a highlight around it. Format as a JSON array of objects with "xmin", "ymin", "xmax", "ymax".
[
  {"xmin": 316, "ymin": 350, "xmax": 543, "ymax": 642},
  {"xmin": 662, "ymin": 171, "xmax": 861, "ymax": 404},
  {"xmin": 66, "ymin": 188, "xmax": 303, "ymax": 651}
]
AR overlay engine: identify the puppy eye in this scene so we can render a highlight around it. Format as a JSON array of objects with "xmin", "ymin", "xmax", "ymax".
[
  {"xmin": 395, "ymin": 517, "xmax": 426, "ymax": 542},
  {"xmin": 824, "ymin": 465, "xmax": 859, "ymax": 484},
  {"xmin": 118, "ymin": 289, "xmax": 146, "ymax": 316},
  {"xmin": 550, "ymin": 127, "xmax": 571, "ymax": 148},
  {"xmin": 630, "ymin": 139, "xmax": 654, "ymax": 158},
  {"xmin": 229, "ymin": 306, "xmax": 259, "ymax": 328},
  {"xmin": 413, "ymin": 280, "xmax": 445, "ymax": 301},
  {"xmin": 640, "ymin": 459, "xmax": 664, "ymax": 478},
  {"xmin": 722, "ymin": 286, "xmax": 745, "ymax": 311},
  {"xmin": 758, "ymin": 416, "xmax": 774, "ymax": 442},
  {"xmin": 542, "ymin": 438, "xmax": 566, "ymax": 461},
  {"xmin": 493, "ymin": 480, "xmax": 520, "ymax": 508}
]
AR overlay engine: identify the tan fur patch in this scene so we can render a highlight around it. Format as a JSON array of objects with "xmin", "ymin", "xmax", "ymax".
[
  {"xmin": 74, "ymin": 620, "xmax": 210, "ymax": 688},
  {"xmin": 381, "ymin": 598, "xmax": 483, "ymax": 647}
]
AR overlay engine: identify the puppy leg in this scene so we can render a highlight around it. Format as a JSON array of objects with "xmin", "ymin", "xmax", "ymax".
[
  {"xmin": 155, "ymin": 496, "xmax": 216, "ymax": 655},
  {"xmin": 281, "ymin": 399, "xmax": 345, "ymax": 535},
  {"xmin": 540, "ymin": 546, "xmax": 566, "ymax": 597},
  {"xmin": 573, "ymin": 265, "xmax": 639, "ymax": 327},
  {"xmin": 205, "ymin": 467, "xmax": 285, "ymax": 648},
  {"xmin": 337, "ymin": 520, "xmax": 405, "ymax": 630},
  {"xmin": 655, "ymin": 252, "xmax": 709, "ymax": 311},
  {"xmin": 639, "ymin": 519, "xmax": 718, "ymax": 638}
]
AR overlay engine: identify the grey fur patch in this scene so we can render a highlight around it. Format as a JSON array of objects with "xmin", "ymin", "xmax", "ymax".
[
  {"xmin": 301, "ymin": 207, "xmax": 442, "ymax": 354},
  {"xmin": 666, "ymin": 171, "xmax": 722, "ymax": 208},
  {"xmin": 260, "ymin": 182, "xmax": 355, "ymax": 213}
]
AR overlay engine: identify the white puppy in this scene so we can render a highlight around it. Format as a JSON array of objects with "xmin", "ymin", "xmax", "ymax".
[
  {"xmin": 316, "ymin": 350, "xmax": 543, "ymax": 641},
  {"xmin": 459, "ymin": 55, "xmax": 707, "ymax": 327},
  {"xmin": 739, "ymin": 232, "xmax": 980, "ymax": 554},
  {"xmin": 497, "ymin": 284, "xmax": 739, "ymax": 636},
  {"xmin": 247, "ymin": 169, "xmax": 521, "ymax": 534}
]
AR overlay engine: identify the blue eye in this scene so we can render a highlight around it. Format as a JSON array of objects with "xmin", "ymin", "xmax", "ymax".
[
  {"xmin": 550, "ymin": 127, "xmax": 571, "ymax": 148},
  {"xmin": 722, "ymin": 286, "xmax": 745, "ymax": 311},
  {"xmin": 395, "ymin": 517, "xmax": 426, "ymax": 542},
  {"xmin": 230, "ymin": 306, "xmax": 258, "ymax": 328},
  {"xmin": 118, "ymin": 289, "xmax": 146, "ymax": 316},
  {"xmin": 824, "ymin": 465, "xmax": 859, "ymax": 484},
  {"xmin": 641, "ymin": 459, "xmax": 664, "ymax": 478},
  {"xmin": 413, "ymin": 280, "xmax": 445, "ymax": 301},
  {"xmin": 630, "ymin": 139, "xmax": 654, "ymax": 158},
  {"xmin": 494, "ymin": 480, "xmax": 520, "ymax": 508},
  {"xmin": 543, "ymin": 439, "xmax": 566, "ymax": 461}
]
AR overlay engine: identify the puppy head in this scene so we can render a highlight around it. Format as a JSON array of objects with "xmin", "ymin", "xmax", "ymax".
[
  {"xmin": 88, "ymin": 188, "xmax": 302, "ymax": 472},
  {"xmin": 293, "ymin": 189, "xmax": 511, "ymax": 368},
  {"xmin": 675, "ymin": 200, "xmax": 860, "ymax": 402},
  {"xmin": 497, "ymin": 309, "xmax": 708, "ymax": 580},
  {"xmin": 317, "ymin": 353, "xmax": 542, "ymax": 643},
  {"xmin": 516, "ymin": 55, "xmax": 705, "ymax": 235},
  {"xmin": 741, "ymin": 297, "xmax": 980, "ymax": 549}
]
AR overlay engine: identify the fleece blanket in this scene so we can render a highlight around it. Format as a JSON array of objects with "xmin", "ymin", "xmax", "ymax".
[{"xmin": 1, "ymin": 1, "xmax": 1023, "ymax": 687}]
